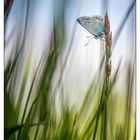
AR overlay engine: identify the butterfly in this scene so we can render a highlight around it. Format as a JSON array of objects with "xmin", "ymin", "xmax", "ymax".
[{"xmin": 77, "ymin": 16, "xmax": 105, "ymax": 45}]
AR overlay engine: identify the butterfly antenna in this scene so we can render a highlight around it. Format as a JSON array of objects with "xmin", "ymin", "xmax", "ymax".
[{"xmin": 85, "ymin": 37, "xmax": 94, "ymax": 46}]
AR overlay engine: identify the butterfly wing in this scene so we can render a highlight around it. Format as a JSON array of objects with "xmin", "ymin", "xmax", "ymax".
[
  {"xmin": 94, "ymin": 17, "xmax": 105, "ymax": 39},
  {"xmin": 77, "ymin": 16, "xmax": 98, "ymax": 36},
  {"xmin": 77, "ymin": 16, "xmax": 105, "ymax": 39}
]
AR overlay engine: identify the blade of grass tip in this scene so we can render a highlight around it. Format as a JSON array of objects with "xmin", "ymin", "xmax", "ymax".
[
  {"xmin": 4, "ymin": 0, "xmax": 14, "ymax": 21},
  {"xmin": 39, "ymin": 48, "xmax": 59, "ymax": 139},
  {"xmin": 30, "ymin": 55, "xmax": 46, "ymax": 140},
  {"xmin": 19, "ymin": 102, "xmax": 33, "ymax": 140},
  {"xmin": 28, "ymin": 52, "xmax": 51, "ymax": 139},
  {"xmin": 5, "ymin": 38, "xmax": 19, "ymax": 81},
  {"xmin": 4, "ymin": 58, "xmax": 12, "ymax": 88},
  {"xmin": 79, "ymin": 78, "xmax": 95, "ymax": 116},
  {"xmin": 79, "ymin": 55, "xmax": 105, "ymax": 118},
  {"xmin": 18, "ymin": 57, "xmax": 45, "ymax": 140},
  {"xmin": 78, "ymin": 77, "xmax": 99, "ymax": 125},
  {"xmin": 15, "ymin": 49, "xmax": 32, "ymax": 115},
  {"xmin": 108, "ymin": 58, "xmax": 122, "ymax": 95},
  {"xmin": 125, "ymin": 62, "xmax": 135, "ymax": 140},
  {"xmin": 112, "ymin": 0, "xmax": 135, "ymax": 49},
  {"xmin": 92, "ymin": 85, "xmax": 105, "ymax": 140},
  {"xmin": 4, "ymin": 43, "xmax": 21, "ymax": 89},
  {"xmin": 83, "ymin": 57, "xmax": 121, "ymax": 139},
  {"xmin": 39, "ymin": 1, "xmax": 68, "ymax": 138},
  {"xmin": 85, "ymin": 57, "xmax": 121, "ymax": 138},
  {"xmin": 82, "ymin": 82, "xmax": 105, "ymax": 139},
  {"xmin": 5, "ymin": 0, "xmax": 30, "ymax": 88},
  {"xmin": 19, "ymin": 0, "xmax": 30, "ymax": 49},
  {"xmin": 51, "ymin": 0, "xmax": 83, "ymax": 101},
  {"xmin": 9, "ymin": 0, "xmax": 31, "ymax": 124},
  {"xmin": 52, "ymin": 0, "xmax": 83, "ymax": 101},
  {"xmin": 30, "ymin": 48, "xmax": 54, "ymax": 140},
  {"xmin": 9, "ymin": 49, "xmax": 25, "ymax": 104},
  {"xmin": 105, "ymin": 59, "xmax": 122, "ymax": 140},
  {"xmin": 18, "ymin": 65, "xmax": 46, "ymax": 140},
  {"xmin": 17, "ymin": 54, "xmax": 43, "ymax": 140},
  {"xmin": 81, "ymin": 81, "xmax": 104, "ymax": 138}
]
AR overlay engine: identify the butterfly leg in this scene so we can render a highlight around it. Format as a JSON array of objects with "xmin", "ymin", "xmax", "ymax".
[
  {"xmin": 84, "ymin": 37, "xmax": 94, "ymax": 46},
  {"xmin": 94, "ymin": 35, "xmax": 98, "ymax": 40},
  {"xmin": 101, "ymin": 34, "xmax": 105, "ymax": 41}
]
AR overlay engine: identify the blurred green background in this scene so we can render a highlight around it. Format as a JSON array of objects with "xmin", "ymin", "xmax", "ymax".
[{"xmin": 4, "ymin": 0, "xmax": 136, "ymax": 140}]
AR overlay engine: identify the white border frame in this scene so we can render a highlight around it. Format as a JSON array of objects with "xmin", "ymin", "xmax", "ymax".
[
  {"xmin": 0, "ymin": 0, "xmax": 4, "ymax": 139},
  {"xmin": 136, "ymin": 0, "xmax": 139, "ymax": 139},
  {"xmin": 0, "ymin": 0, "xmax": 4, "ymax": 140}
]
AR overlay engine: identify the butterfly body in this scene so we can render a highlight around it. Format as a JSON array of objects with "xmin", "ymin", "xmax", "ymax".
[{"xmin": 77, "ymin": 16, "xmax": 105, "ymax": 40}]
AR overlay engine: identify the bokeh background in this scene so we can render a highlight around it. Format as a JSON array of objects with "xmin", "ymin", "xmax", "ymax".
[{"xmin": 4, "ymin": 0, "xmax": 136, "ymax": 140}]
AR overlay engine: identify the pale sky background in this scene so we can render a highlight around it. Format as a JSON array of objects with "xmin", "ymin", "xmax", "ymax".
[{"xmin": 5, "ymin": 0, "xmax": 136, "ymax": 105}]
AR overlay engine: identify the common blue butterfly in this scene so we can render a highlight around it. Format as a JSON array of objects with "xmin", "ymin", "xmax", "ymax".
[{"xmin": 77, "ymin": 16, "xmax": 105, "ymax": 40}]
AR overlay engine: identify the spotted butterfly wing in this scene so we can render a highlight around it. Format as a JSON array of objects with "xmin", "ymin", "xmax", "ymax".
[{"xmin": 77, "ymin": 16, "xmax": 105, "ymax": 39}]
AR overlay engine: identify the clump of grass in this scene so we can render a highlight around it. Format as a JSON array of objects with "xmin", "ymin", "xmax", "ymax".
[
  {"xmin": 92, "ymin": 12, "xmax": 112, "ymax": 140},
  {"xmin": 102, "ymin": 12, "xmax": 112, "ymax": 140}
]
